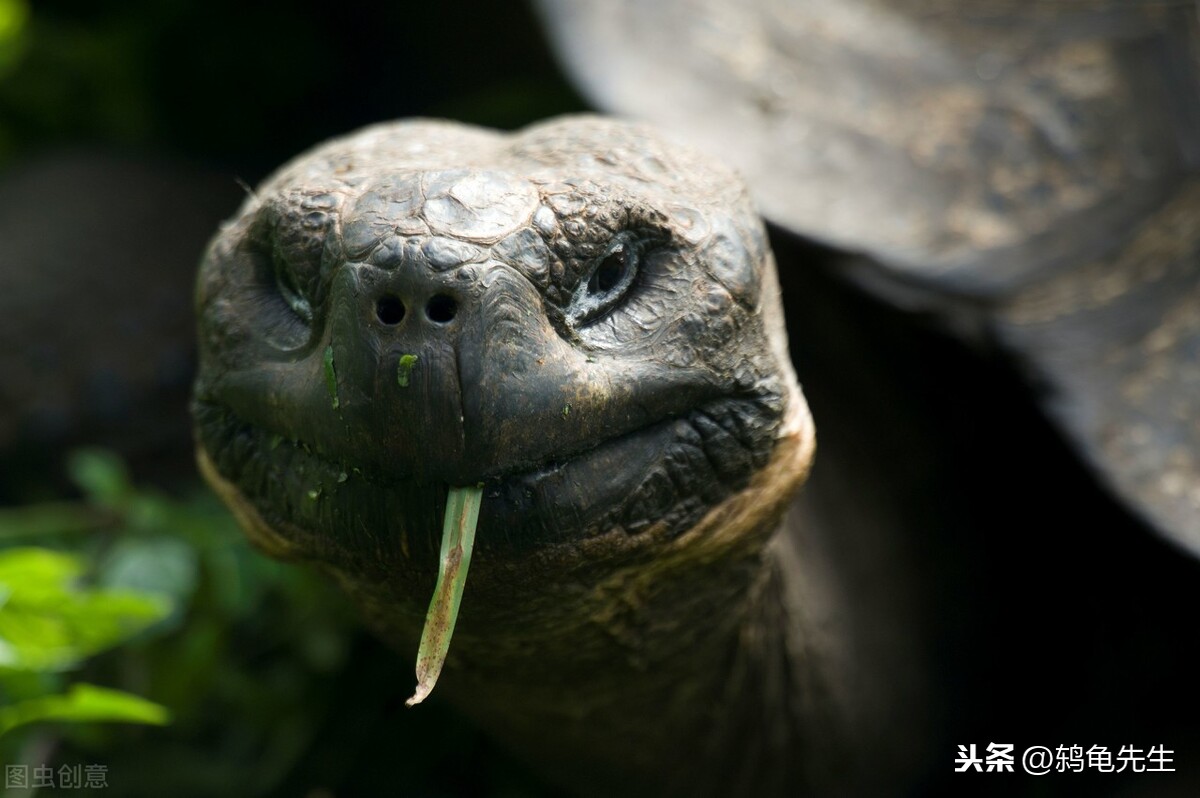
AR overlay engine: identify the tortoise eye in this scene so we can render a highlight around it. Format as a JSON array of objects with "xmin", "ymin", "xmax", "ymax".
[
  {"xmin": 589, "ymin": 245, "xmax": 630, "ymax": 295},
  {"xmin": 568, "ymin": 237, "xmax": 640, "ymax": 325},
  {"xmin": 273, "ymin": 249, "xmax": 314, "ymax": 324}
]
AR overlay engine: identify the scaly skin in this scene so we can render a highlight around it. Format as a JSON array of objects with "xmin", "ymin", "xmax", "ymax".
[{"xmin": 193, "ymin": 116, "xmax": 909, "ymax": 795}]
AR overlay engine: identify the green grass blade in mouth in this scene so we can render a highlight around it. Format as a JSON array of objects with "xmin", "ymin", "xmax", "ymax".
[{"xmin": 406, "ymin": 484, "xmax": 483, "ymax": 706}]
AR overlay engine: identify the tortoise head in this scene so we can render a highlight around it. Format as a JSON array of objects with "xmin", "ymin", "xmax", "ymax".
[{"xmin": 192, "ymin": 116, "xmax": 813, "ymax": 627}]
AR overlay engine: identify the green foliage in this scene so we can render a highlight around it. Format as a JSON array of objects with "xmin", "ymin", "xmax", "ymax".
[
  {"xmin": 0, "ymin": 547, "xmax": 169, "ymax": 673},
  {"xmin": 0, "ymin": 450, "xmax": 359, "ymax": 796},
  {"xmin": 0, "ymin": 684, "xmax": 167, "ymax": 736},
  {"xmin": 0, "ymin": 457, "xmax": 177, "ymax": 739},
  {"xmin": 0, "ymin": 0, "xmax": 28, "ymax": 76}
]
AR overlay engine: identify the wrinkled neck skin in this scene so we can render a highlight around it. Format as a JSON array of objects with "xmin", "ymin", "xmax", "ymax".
[{"xmin": 317, "ymin": 399, "xmax": 862, "ymax": 797}]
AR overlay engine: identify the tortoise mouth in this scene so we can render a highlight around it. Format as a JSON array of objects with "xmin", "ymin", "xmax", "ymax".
[{"xmin": 192, "ymin": 393, "xmax": 781, "ymax": 568}]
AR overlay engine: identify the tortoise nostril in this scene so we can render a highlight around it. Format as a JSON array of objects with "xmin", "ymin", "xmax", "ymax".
[
  {"xmin": 376, "ymin": 296, "xmax": 406, "ymax": 325},
  {"xmin": 425, "ymin": 295, "xmax": 457, "ymax": 324}
]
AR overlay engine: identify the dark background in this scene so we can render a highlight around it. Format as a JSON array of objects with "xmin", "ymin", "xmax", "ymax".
[{"xmin": 0, "ymin": 1, "xmax": 1198, "ymax": 796}]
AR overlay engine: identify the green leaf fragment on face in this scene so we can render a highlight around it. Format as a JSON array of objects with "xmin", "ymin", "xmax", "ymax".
[
  {"xmin": 396, "ymin": 354, "xmax": 418, "ymax": 388},
  {"xmin": 323, "ymin": 345, "xmax": 339, "ymax": 409},
  {"xmin": 406, "ymin": 485, "xmax": 483, "ymax": 706}
]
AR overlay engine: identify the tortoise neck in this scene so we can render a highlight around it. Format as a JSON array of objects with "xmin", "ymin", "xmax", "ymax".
[
  {"xmin": 420, "ymin": 421, "xmax": 828, "ymax": 796},
  {"xmin": 430, "ymin": 519, "xmax": 855, "ymax": 798},
  {"xmin": 327, "ymin": 402, "xmax": 822, "ymax": 796}
]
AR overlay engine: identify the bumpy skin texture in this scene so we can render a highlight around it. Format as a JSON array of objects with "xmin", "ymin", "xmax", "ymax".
[
  {"xmin": 194, "ymin": 117, "xmax": 833, "ymax": 795},
  {"xmin": 194, "ymin": 117, "xmax": 796, "ymax": 565}
]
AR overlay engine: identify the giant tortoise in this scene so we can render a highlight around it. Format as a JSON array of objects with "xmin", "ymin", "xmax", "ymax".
[
  {"xmin": 191, "ymin": 107, "xmax": 1200, "ymax": 797},
  {"xmin": 187, "ymin": 3, "xmax": 1200, "ymax": 796},
  {"xmin": 192, "ymin": 115, "xmax": 956, "ymax": 795}
]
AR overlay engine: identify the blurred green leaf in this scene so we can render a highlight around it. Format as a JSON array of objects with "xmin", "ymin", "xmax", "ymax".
[
  {"xmin": 99, "ymin": 537, "xmax": 197, "ymax": 606},
  {"xmin": 0, "ymin": 0, "xmax": 28, "ymax": 76},
  {"xmin": 66, "ymin": 450, "xmax": 133, "ymax": 510},
  {"xmin": 0, "ymin": 503, "xmax": 115, "ymax": 541},
  {"xmin": 0, "ymin": 683, "xmax": 168, "ymax": 735},
  {"xmin": 0, "ymin": 548, "xmax": 79, "ymax": 596},
  {"xmin": 0, "ymin": 548, "xmax": 170, "ymax": 672},
  {"xmin": 0, "ymin": 0, "xmax": 26, "ymax": 41}
]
